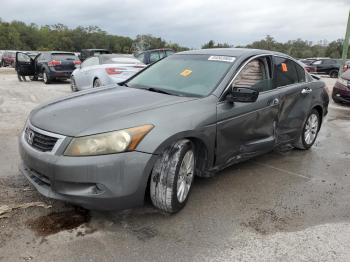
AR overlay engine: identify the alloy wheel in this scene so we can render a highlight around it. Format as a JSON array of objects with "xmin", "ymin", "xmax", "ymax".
[
  {"xmin": 304, "ymin": 113, "xmax": 319, "ymax": 145},
  {"xmin": 176, "ymin": 150, "xmax": 195, "ymax": 203}
]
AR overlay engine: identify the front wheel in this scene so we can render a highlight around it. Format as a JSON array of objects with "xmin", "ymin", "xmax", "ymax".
[
  {"xmin": 294, "ymin": 109, "xmax": 320, "ymax": 150},
  {"xmin": 70, "ymin": 76, "xmax": 77, "ymax": 92},
  {"xmin": 150, "ymin": 139, "xmax": 195, "ymax": 213}
]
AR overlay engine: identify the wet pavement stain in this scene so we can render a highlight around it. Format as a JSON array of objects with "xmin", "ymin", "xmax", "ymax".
[{"xmin": 26, "ymin": 208, "xmax": 90, "ymax": 237}]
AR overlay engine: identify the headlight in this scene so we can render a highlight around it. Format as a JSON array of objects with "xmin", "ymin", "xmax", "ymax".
[
  {"xmin": 64, "ymin": 125, "xmax": 154, "ymax": 156},
  {"xmin": 338, "ymin": 78, "xmax": 348, "ymax": 87}
]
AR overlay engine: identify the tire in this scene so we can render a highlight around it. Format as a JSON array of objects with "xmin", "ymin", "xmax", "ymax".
[
  {"xmin": 329, "ymin": 70, "xmax": 338, "ymax": 78},
  {"xmin": 70, "ymin": 76, "xmax": 77, "ymax": 92},
  {"xmin": 150, "ymin": 139, "xmax": 195, "ymax": 213},
  {"xmin": 43, "ymin": 71, "xmax": 51, "ymax": 84},
  {"xmin": 93, "ymin": 78, "xmax": 101, "ymax": 88},
  {"xmin": 294, "ymin": 109, "xmax": 320, "ymax": 150}
]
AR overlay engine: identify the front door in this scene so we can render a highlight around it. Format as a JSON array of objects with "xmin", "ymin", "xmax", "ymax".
[
  {"xmin": 16, "ymin": 52, "xmax": 35, "ymax": 76},
  {"xmin": 272, "ymin": 56, "xmax": 314, "ymax": 143},
  {"xmin": 216, "ymin": 56, "xmax": 280, "ymax": 166}
]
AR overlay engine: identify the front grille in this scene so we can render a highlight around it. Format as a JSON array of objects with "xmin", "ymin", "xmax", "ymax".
[{"xmin": 25, "ymin": 127, "xmax": 58, "ymax": 152}]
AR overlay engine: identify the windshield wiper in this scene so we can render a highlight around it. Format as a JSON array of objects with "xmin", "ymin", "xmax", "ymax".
[
  {"xmin": 118, "ymin": 82, "xmax": 129, "ymax": 87},
  {"xmin": 145, "ymin": 87, "xmax": 174, "ymax": 95}
]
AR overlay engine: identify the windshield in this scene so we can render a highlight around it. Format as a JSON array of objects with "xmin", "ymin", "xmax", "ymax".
[
  {"xmin": 127, "ymin": 54, "xmax": 235, "ymax": 97},
  {"xmin": 51, "ymin": 53, "xmax": 77, "ymax": 61}
]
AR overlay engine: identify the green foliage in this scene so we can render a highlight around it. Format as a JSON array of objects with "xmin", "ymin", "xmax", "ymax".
[
  {"xmin": 0, "ymin": 18, "xmax": 347, "ymax": 59},
  {"xmin": 202, "ymin": 40, "xmax": 232, "ymax": 49},
  {"xmin": 0, "ymin": 19, "xmax": 187, "ymax": 53}
]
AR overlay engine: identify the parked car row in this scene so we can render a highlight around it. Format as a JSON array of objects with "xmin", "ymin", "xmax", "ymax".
[
  {"xmin": 14, "ymin": 48, "xmax": 175, "ymax": 90},
  {"xmin": 299, "ymin": 58, "xmax": 350, "ymax": 78}
]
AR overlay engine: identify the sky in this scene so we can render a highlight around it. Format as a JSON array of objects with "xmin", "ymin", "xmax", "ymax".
[{"xmin": 0, "ymin": 0, "xmax": 349, "ymax": 48}]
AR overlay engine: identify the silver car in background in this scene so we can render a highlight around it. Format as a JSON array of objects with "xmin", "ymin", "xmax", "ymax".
[{"xmin": 70, "ymin": 54, "xmax": 146, "ymax": 91}]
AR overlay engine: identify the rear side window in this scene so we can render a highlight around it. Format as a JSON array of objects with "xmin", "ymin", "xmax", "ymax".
[
  {"xmin": 312, "ymin": 60, "xmax": 322, "ymax": 65},
  {"xmin": 273, "ymin": 57, "xmax": 299, "ymax": 88},
  {"xmin": 51, "ymin": 53, "xmax": 76, "ymax": 61},
  {"xmin": 295, "ymin": 63, "xmax": 306, "ymax": 82}
]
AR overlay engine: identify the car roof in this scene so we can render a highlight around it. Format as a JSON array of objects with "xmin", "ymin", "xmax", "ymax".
[
  {"xmin": 137, "ymin": 48, "xmax": 174, "ymax": 54},
  {"xmin": 177, "ymin": 48, "xmax": 288, "ymax": 59}
]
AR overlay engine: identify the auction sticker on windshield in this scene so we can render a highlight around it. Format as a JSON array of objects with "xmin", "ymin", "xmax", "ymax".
[
  {"xmin": 180, "ymin": 69, "xmax": 193, "ymax": 77},
  {"xmin": 208, "ymin": 56, "xmax": 236, "ymax": 63}
]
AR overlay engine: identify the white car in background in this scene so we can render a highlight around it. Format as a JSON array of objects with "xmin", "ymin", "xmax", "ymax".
[{"xmin": 71, "ymin": 54, "xmax": 146, "ymax": 91}]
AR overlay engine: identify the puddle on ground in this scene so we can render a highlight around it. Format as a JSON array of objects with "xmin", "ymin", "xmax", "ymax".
[{"xmin": 26, "ymin": 208, "xmax": 90, "ymax": 236}]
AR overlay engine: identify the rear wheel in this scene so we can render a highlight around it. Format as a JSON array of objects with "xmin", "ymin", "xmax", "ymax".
[
  {"xmin": 294, "ymin": 109, "xmax": 320, "ymax": 150},
  {"xmin": 93, "ymin": 78, "xmax": 101, "ymax": 88},
  {"xmin": 150, "ymin": 139, "xmax": 195, "ymax": 213},
  {"xmin": 329, "ymin": 70, "xmax": 338, "ymax": 78},
  {"xmin": 43, "ymin": 71, "xmax": 51, "ymax": 84}
]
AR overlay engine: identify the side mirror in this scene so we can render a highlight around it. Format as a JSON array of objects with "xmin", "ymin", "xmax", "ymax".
[{"xmin": 227, "ymin": 87, "xmax": 259, "ymax": 103}]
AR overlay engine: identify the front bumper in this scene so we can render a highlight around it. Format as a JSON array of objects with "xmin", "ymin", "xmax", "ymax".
[
  {"xmin": 332, "ymin": 84, "xmax": 350, "ymax": 104},
  {"xmin": 19, "ymin": 129, "xmax": 155, "ymax": 210}
]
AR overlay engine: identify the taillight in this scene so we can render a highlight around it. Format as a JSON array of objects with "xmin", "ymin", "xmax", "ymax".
[
  {"xmin": 74, "ymin": 60, "xmax": 81, "ymax": 65},
  {"xmin": 105, "ymin": 68, "xmax": 124, "ymax": 75},
  {"xmin": 48, "ymin": 60, "xmax": 61, "ymax": 66}
]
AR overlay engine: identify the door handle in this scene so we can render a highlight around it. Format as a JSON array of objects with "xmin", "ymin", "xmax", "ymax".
[
  {"xmin": 271, "ymin": 98, "xmax": 280, "ymax": 106},
  {"xmin": 301, "ymin": 87, "xmax": 312, "ymax": 94}
]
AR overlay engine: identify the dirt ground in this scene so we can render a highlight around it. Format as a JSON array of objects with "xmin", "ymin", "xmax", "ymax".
[{"xmin": 0, "ymin": 67, "xmax": 350, "ymax": 261}]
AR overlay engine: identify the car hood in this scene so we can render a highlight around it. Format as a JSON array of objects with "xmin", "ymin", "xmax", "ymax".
[{"xmin": 30, "ymin": 86, "xmax": 196, "ymax": 136}]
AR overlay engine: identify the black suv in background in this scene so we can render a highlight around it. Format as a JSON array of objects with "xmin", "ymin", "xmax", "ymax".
[
  {"xmin": 135, "ymin": 48, "xmax": 175, "ymax": 64},
  {"xmin": 310, "ymin": 58, "xmax": 341, "ymax": 78},
  {"xmin": 16, "ymin": 51, "xmax": 81, "ymax": 84},
  {"xmin": 80, "ymin": 49, "xmax": 111, "ymax": 62}
]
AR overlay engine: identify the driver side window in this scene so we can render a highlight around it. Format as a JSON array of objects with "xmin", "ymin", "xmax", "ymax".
[{"xmin": 232, "ymin": 58, "xmax": 272, "ymax": 92}]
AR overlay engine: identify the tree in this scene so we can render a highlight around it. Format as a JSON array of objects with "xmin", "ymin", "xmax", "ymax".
[{"xmin": 202, "ymin": 40, "xmax": 232, "ymax": 49}]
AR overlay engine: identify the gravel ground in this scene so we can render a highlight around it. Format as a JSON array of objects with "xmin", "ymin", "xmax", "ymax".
[{"xmin": 0, "ymin": 67, "xmax": 350, "ymax": 262}]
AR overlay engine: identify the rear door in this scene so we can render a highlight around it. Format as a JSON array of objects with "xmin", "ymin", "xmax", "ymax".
[
  {"xmin": 16, "ymin": 52, "xmax": 35, "ymax": 76},
  {"xmin": 216, "ymin": 55, "xmax": 280, "ymax": 166},
  {"xmin": 272, "ymin": 56, "xmax": 313, "ymax": 143}
]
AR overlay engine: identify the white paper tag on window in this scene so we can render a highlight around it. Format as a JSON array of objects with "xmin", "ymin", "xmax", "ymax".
[{"xmin": 208, "ymin": 56, "xmax": 235, "ymax": 63}]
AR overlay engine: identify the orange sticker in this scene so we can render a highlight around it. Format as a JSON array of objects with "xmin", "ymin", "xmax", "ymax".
[
  {"xmin": 281, "ymin": 63, "xmax": 288, "ymax": 72},
  {"xmin": 180, "ymin": 69, "xmax": 192, "ymax": 77}
]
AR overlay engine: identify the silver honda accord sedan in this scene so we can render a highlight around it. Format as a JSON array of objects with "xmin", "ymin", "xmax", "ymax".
[{"xmin": 19, "ymin": 48, "xmax": 329, "ymax": 213}]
